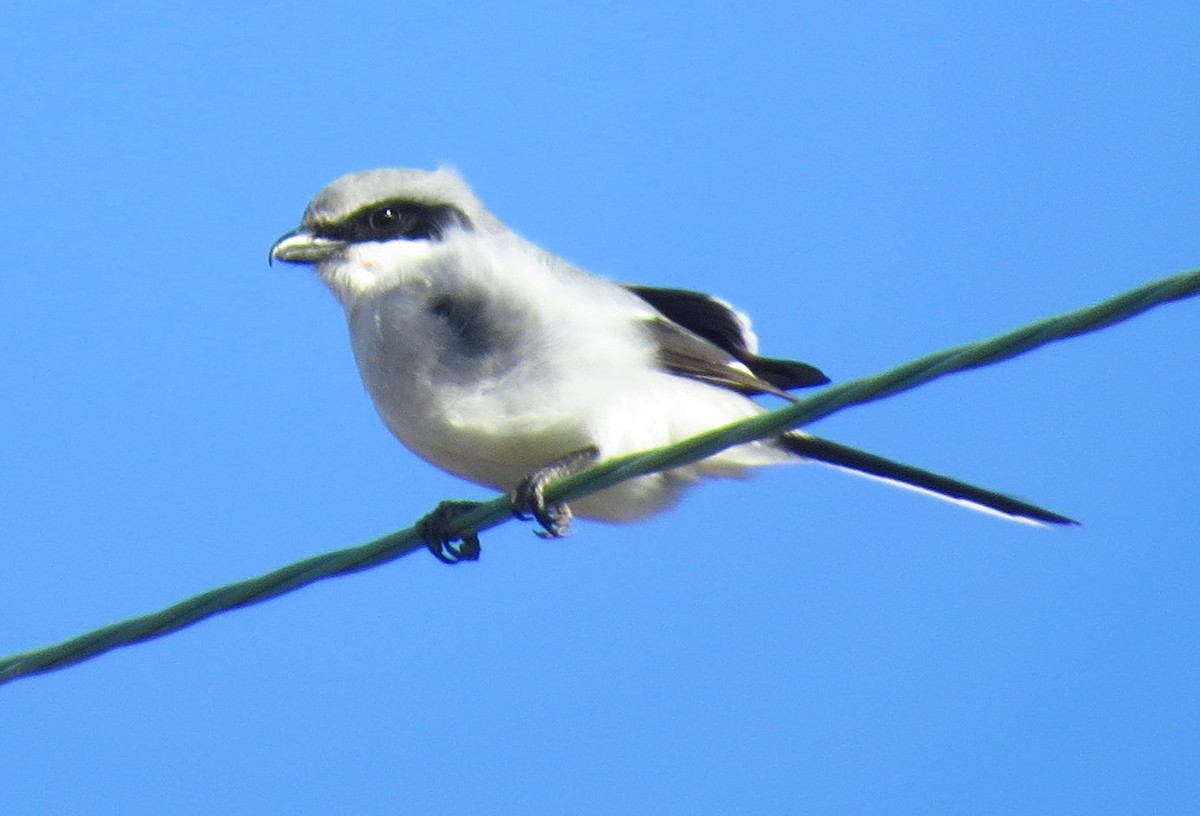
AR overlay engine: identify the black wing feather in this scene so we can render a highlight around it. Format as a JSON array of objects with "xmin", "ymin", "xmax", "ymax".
[
  {"xmin": 643, "ymin": 318, "xmax": 798, "ymax": 399},
  {"xmin": 625, "ymin": 284, "xmax": 829, "ymax": 390}
]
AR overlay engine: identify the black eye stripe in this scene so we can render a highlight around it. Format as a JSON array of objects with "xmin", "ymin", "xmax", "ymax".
[{"xmin": 314, "ymin": 200, "xmax": 470, "ymax": 243}]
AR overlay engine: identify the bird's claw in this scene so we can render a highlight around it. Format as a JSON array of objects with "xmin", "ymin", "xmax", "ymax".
[
  {"xmin": 509, "ymin": 477, "xmax": 575, "ymax": 538},
  {"xmin": 508, "ymin": 446, "xmax": 600, "ymax": 539},
  {"xmin": 416, "ymin": 500, "xmax": 483, "ymax": 564}
]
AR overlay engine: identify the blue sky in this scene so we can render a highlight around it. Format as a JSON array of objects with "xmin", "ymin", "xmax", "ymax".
[{"xmin": 2, "ymin": 3, "xmax": 1197, "ymax": 813}]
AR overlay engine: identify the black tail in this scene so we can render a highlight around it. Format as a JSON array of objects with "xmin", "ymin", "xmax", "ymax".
[{"xmin": 780, "ymin": 433, "xmax": 1078, "ymax": 526}]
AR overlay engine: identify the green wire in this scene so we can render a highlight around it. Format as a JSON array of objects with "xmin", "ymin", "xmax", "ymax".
[{"xmin": 2, "ymin": 267, "xmax": 1197, "ymax": 686}]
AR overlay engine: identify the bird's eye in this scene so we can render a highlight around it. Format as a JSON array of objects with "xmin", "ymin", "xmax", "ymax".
[{"xmin": 367, "ymin": 206, "xmax": 399, "ymax": 233}]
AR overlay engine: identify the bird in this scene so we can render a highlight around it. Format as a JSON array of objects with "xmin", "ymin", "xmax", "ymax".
[{"xmin": 270, "ymin": 167, "xmax": 1075, "ymax": 562}]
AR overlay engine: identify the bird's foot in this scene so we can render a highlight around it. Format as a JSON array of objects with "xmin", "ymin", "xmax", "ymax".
[
  {"xmin": 416, "ymin": 500, "xmax": 484, "ymax": 564},
  {"xmin": 509, "ymin": 446, "xmax": 600, "ymax": 538}
]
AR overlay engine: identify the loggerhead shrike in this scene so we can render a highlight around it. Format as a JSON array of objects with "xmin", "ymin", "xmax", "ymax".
[{"xmin": 271, "ymin": 167, "xmax": 1074, "ymax": 562}]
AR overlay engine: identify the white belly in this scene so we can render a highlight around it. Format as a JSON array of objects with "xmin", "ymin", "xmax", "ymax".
[{"xmin": 341, "ymin": 268, "xmax": 788, "ymax": 521}]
